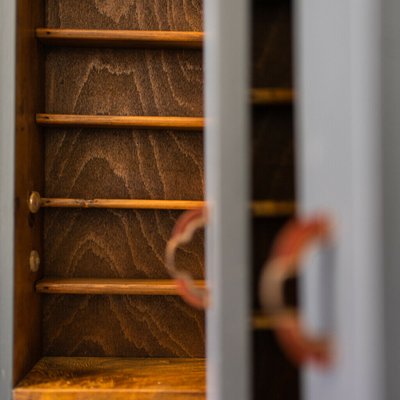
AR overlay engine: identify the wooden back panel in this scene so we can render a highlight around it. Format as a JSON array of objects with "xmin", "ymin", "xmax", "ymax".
[
  {"xmin": 46, "ymin": 0, "xmax": 202, "ymax": 31},
  {"xmin": 41, "ymin": 0, "xmax": 205, "ymax": 358}
]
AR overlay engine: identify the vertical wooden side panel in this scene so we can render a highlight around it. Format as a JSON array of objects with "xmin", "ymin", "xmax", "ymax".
[
  {"xmin": 14, "ymin": 0, "xmax": 44, "ymax": 385},
  {"xmin": 204, "ymin": 0, "xmax": 251, "ymax": 399},
  {"xmin": 0, "ymin": 0, "xmax": 16, "ymax": 398}
]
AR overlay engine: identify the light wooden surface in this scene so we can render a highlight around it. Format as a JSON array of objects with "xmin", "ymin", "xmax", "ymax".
[
  {"xmin": 37, "ymin": 114, "xmax": 204, "ymax": 130},
  {"xmin": 251, "ymin": 88, "xmax": 293, "ymax": 105},
  {"xmin": 251, "ymin": 200, "xmax": 295, "ymax": 216},
  {"xmin": 13, "ymin": 357, "xmax": 206, "ymax": 400},
  {"xmin": 40, "ymin": 197, "xmax": 205, "ymax": 210},
  {"xmin": 36, "ymin": 278, "xmax": 206, "ymax": 295},
  {"xmin": 252, "ymin": 313, "xmax": 278, "ymax": 330},
  {"xmin": 32, "ymin": 194, "xmax": 295, "ymax": 216},
  {"xmin": 37, "ymin": 28, "xmax": 203, "ymax": 48}
]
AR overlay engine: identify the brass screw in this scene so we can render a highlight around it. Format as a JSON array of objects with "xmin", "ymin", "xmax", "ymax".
[
  {"xmin": 28, "ymin": 191, "xmax": 41, "ymax": 214},
  {"xmin": 29, "ymin": 250, "xmax": 40, "ymax": 272}
]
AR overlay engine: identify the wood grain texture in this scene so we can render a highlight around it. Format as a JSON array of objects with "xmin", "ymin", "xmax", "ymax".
[
  {"xmin": 46, "ymin": 0, "xmax": 202, "ymax": 31},
  {"xmin": 44, "ymin": 129, "xmax": 204, "ymax": 200},
  {"xmin": 14, "ymin": 0, "xmax": 44, "ymax": 385},
  {"xmin": 37, "ymin": 28, "xmax": 203, "ymax": 48},
  {"xmin": 14, "ymin": 357, "xmax": 205, "ymax": 400},
  {"xmin": 36, "ymin": 278, "xmax": 206, "ymax": 295},
  {"xmin": 45, "ymin": 48, "xmax": 203, "ymax": 117},
  {"xmin": 42, "ymin": 296, "xmax": 205, "ymax": 357},
  {"xmin": 43, "ymin": 209, "xmax": 204, "ymax": 280},
  {"xmin": 42, "ymin": 0, "xmax": 205, "ymax": 362}
]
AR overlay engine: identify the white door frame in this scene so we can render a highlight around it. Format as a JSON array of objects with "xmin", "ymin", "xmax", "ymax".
[
  {"xmin": 204, "ymin": 1, "xmax": 251, "ymax": 399},
  {"xmin": 0, "ymin": 0, "xmax": 16, "ymax": 398},
  {"xmin": 295, "ymin": 0, "xmax": 384, "ymax": 399},
  {"xmin": 382, "ymin": 0, "xmax": 400, "ymax": 398}
]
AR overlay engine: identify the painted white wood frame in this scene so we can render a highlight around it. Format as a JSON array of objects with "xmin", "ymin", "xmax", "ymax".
[
  {"xmin": 382, "ymin": 0, "xmax": 400, "ymax": 398},
  {"xmin": 0, "ymin": 0, "xmax": 16, "ymax": 399},
  {"xmin": 295, "ymin": 0, "xmax": 384, "ymax": 399},
  {"xmin": 204, "ymin": 0, "xmax": 251, "ymax": 399}
]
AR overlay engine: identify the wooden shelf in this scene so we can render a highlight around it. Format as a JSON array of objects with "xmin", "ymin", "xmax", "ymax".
[
  {"xmin": 251, "ymin": 88, "xmax": 293, "ymax": 105},
  {"xmin": 14, "ymin": 357, "xmax": 205, "ymax": 400},
  {"xmin": 35, "ymin": 278, "xmax": 282, "ymax": 330},
  {"xmin": 252, "ymin": 200, "xmax": 295, "ymax": 217},
  {"xmin": 29, "ymin": 192, "xmax": 295, "ymax": 217},
  {"xmin": 36, "ymin": 114, "xmax": 204, "ymax": 131},
  {"xmin": 252, "ymin": 312, "xmax": 278, "ymax": 330},
  {"xmin": 35, "ymin": 278, "xmax": 284, "ymax": 330},
  {"xmin": 33, "ymin": 196, "xmax": 205, "ymax": 212},
  {"xmin": 36, "ymin": 278, "xmax": 206, "ymax": 296},
  {"xmin": 36, "ymin": 28, "xmax": 204, "ymax": 49}
]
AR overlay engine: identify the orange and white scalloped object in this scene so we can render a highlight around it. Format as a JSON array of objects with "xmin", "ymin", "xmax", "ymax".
[
  {"xmin": 165, "ymin": 208, "xmax": 208, "ymax": 309},
  {"xmin": 259, "ymin": 215, "xmax": 333, "ymax": 367}
]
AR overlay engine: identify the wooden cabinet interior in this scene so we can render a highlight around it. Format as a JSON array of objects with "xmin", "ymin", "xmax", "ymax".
[
  {"xmin": 13, "ymin": 0, "xmax": 297, "ymax": 399},
  {"xmin": 251, "ymin": 0, "xmax": 299, "ymax": 399},
  {"xmin": 14, "ymin": 1, "xmax": 205, "ymax": 399}
]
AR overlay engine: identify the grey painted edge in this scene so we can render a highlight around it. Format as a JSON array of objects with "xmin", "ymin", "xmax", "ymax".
[
  {"xmin": 0, "ymin": 0, "xmax": 16, "ymax": 399},
  {"xmin": 204, "ymin": 0, "xmax": 251, "ymax": 399},
  {"xmin": 295, "ymin": 0, "xmax": 384, "ymax": 399},
  {"xmin": 382, "ymin": 0, "xmax": 400, "ymax": 398}
]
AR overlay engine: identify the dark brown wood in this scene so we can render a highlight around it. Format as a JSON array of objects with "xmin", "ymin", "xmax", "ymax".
[
  {"xmin": 44, "ymin": 209, "xmax": 204, "ymax": 280},
  {"xmin": 37, "ymin": 114, "xmax": 204, "ymax": 130},
  {"xmin": 252, "ymin": 107, "xmax": 295, "ymax": 201},
  {"xmin": 252, "ymin": 1, "xmax": 293, "ymax": 88},
  {"xmin": 42, "ymin": 209, "xmax": 205, "ymax": 356},
  {"xmin": 253, "ymin": 331, "xmax": 299, "ymax": 400},
  {"xmin": 37, "ymin": 28, "xmax": 203, "ymax": 48},
  {"xmin": 14, "ymin": 357, "xmax": 206, "ymax": 400},
  {"xmin": 44, "ymin": 48, "xmax": 203, "ymax": 117},
  {"xmin": 39, "ymin": 0, "xmax": 205, "ymax": 363},
  {"xmin": 251, "ymin": 1, "xmax": 298, "ymax": 399},
  {"xmin": 42, "ymin": 296, "xmax": 204, "ymax": 357},
  {"xmin": 46, "ymin": 0, "xmax": 202, "ymax": 31},
  {"xmin": 45, "ymin": 129, "xmax": 204, "ymax": 200},
  {"xmin": 36, "ymin": 278, "xmax": 206, "ymax": 295},
  {"xmin": 13, "ymin": 0, "xmax": 44, "ymax": 386}
]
